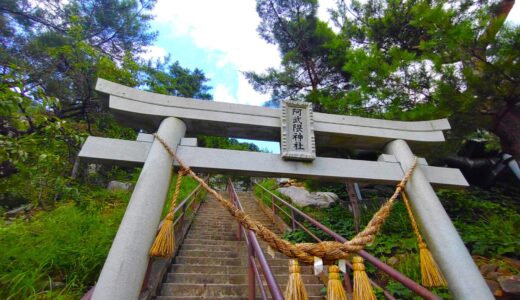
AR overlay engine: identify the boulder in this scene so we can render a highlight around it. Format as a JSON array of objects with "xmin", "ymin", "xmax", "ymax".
[
  {"xmin": 480, "ymin": 263, "xmax": 498, "ymax": 275},
  {"xmin": 4, "ymin": 204, "xmax": 33, "ymax": 218},
  {"xmin": 107, "ymin": 181, "xmax": 133, "ymax": 192},
  {"xmin": 487, "ymin": 271, "xmax": 502, "ymax": 281},
  {"xmin": 498, "ymin": 275, "xmax": 520, "ymax": 296},
  {"xmin": 277, "ymin": 186, "xmax": 339, "ymax": 208}
]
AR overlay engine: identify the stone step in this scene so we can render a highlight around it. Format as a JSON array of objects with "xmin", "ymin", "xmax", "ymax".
[
  {"xmin": 159, "ymin": 283, "xmax": 324, "ymax": 297},
  {"xmin": 177, "ymin": 249, "xmax": 239, "ymax": 258},
  {"xmin": 184, "ymin": 234, "xmax": 237, "ymax": 241},
  {"xmin": 158, "ymin": 193, "xmax": 326, "ymax": 299},
  {"xmin": 170, "ymin": 264, "xmax": 316, "ymax": 275},
  {"xmin": 179, "ymin": 244, "xmax": 242, "ymax": 252},
  {"xmin": 182, "ymin": 238, "xmax": 241, "ymax": 245},
  {"xmin": 175, "ymin": 254, "xmax": 299, "ymax": 266},
  {"xmin": 166, "ymin": 273, "xmax": 322, "ymax": 285}
]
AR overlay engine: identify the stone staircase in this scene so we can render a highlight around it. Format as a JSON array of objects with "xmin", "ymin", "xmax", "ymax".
[{"xmin": 154, "ymin": 191, "xmax": 325, "ymax": 299}]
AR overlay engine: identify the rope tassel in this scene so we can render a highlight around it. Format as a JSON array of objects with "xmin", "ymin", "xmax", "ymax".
[
  {"xmin": 149, "ymin": 212, "xmax": 175, "ymax": 257},
  {"xmin": 285, "ymin": 259, "xmax": 309, "ymax": 300},
  {"xmin": 352, "ymin": 256, "xmax": 376, "ymax": 300},
  {"xmin": 327, "ymin": 265, "xmax": 347, "ymax": 300},
  {"xmin": 149, "ymin": 171, "xmax": 185, "ymax": 257},
  {"xmin": 419, "ymin": 242, "xmax": 447, "ymax": 287},
  {"xmin": 401, "ymin": 192, "xmax": 447, "ymax": 287}
]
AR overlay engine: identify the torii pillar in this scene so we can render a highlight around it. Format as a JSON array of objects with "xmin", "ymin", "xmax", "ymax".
[
  {"xmin": 92, "ymin": 117, "xmax": 186, "ymax": 300},
  {"xmin": 386, "ymin": 140, "xmax": 493, "ymax": 299}
]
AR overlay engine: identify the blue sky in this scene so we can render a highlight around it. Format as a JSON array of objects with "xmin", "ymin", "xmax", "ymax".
[{"xmin": 145, "ymin": 0, "xmax": 520, "ymax": 153}]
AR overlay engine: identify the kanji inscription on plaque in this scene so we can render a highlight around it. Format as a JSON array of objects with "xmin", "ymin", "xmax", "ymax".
[{"xmin": 281, "ymin": 100, "xmax": 316, "ymax": 161}]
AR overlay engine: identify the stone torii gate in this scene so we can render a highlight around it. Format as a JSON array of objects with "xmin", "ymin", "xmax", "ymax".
[{"xmin": 79, "ymin": 78, "xmax": 493, "ymax": 300}]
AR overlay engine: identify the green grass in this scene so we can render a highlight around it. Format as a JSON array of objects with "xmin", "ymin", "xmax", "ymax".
[
  {"xmin": 0, "ymin": 174, "xmax": 204, "ymax": 300},
  {"xmin": 0, "ymin": 192, "xmax": 128, "ymax": 299}
]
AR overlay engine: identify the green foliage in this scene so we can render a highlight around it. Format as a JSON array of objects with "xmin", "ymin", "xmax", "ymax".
[
  {"xmin": 198, "ymin": 136, "xmax": 260, "ymax": 152},
  {"xmin": 251, "ymin": 0, "xmax": 520, "ymax": 158},
  {"xmin": 247, "ymin": 0, "xmax": 350, "ymax": 107},
  {"xmin": 0, "ymin": 174, "xmax": 205, "ymax": 299},
  {"xmin": 161, "ymin": 174, "xmax": 205, "ymax": 218},
  {"xmin": 439, "ymin": 188, "xmax": 520, "ymax": 257},
  {"xmin": 0, "ymin": 190, "xmax": 129, "ymax": 299},
  {"xmin": 256, "ymin": 178, "xmax": 519, "ymax": 299},
  {"xmin": 144, "ymin": 58, "xmax": 212, "ymax": 100}
]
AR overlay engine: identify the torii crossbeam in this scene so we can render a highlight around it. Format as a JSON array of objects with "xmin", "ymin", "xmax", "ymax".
[{"xmin": 81, "ymin": 79, "xmax": 492, "ymax": 300}]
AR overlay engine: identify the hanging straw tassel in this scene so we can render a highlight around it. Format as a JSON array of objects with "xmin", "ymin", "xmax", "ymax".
[
  {"xmin": 149, "ymin": 171, "xmax": 184, "ymax": 257},
  {"xmin": 401, "ymin": 192, "xmax": 447, "ymax": 287},
  {"xmin": 418, "ymin": 241, "xmax": 447, "ymax": 287},
  {"xmin": 352, "ymin": 256, "xmax": 376, "ymax": 300},
  {"xmin": 327, "ymin": 265, "xmax": 347, "ymax": 300},
  {"xmin": 285, "ymin": 259, "xmax": 309, "ymax": 300},
  {"xmin": 149, "ymin": 212, "xmax": 175, "ymax": 257}
]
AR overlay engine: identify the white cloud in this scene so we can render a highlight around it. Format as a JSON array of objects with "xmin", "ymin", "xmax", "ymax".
[
  {"xmin": 317, "ymin": 0, "xmax": 336, "ymax": 23},
  {"xmin": 213, "ymin": 84, "xmax": 236, "ymax": 104},
  {"xmin": 152, "ymin": 0, "xmax": 282, "ymax": 106},
  {"xmin": 139, "ymin": 45, "xmax": 168, "ymax": 61},
  {"xmin": 213, "ymin": 74, "xmax": 269, "ymax": 106},
  {"xmin": 507, "ymin": 3, "xmax": 520, "ymax": 24},
  {"xmin": 150, "ymin": 0, "xmax": 341, "ymax": 106},
  {"xmin": 153, "ymin": 0, "xmax": 280, "ymax": 73},
  {"xmin": 236, "ymin": 74, "xmax": 269, "ymax": 106}
]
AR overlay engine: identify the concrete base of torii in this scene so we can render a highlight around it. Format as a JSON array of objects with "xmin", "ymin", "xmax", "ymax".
[{"xmin": 92, "ymin": 117, "xmax": 186, "ymax": 300}]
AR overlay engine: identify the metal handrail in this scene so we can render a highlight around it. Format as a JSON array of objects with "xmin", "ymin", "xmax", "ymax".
[
  {"xmin": 140, "ymin": 177, "xmax": 208, "ymax": 299},
  {"xmin": 227, "ymin": 180, "xmax": 284, "ymax": 300},
  {"xmin": 255, "ymin": 182, "xmax": 442, "ymax": 300}
]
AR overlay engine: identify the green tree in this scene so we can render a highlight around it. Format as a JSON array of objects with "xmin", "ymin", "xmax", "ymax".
[
  {"xmin": 334, "ymin": 0, "xmax": 519, "ymax": 159},
  {"xmin": 246, "ymin": 0, "xmax": 351, "ymax": 111},
  {"xmin": 144, "ymin": 57, "xmax": 212, "ymax": 100},
  {"xmin": 0, "ymin": 0, "xmax": 156, "ymax": 131}
]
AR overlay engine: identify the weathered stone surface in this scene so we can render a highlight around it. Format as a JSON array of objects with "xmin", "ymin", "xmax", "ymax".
[
  {"xmin": 487, "ymin": 271, "xmax": 501, "ymax": 280},
  {"xmin": 87, "ymin": 163, "xmax": 100, "ymax": 174},
  {"xmin": 107, "ymin": 181, "xmax": 133, "ymax": 192},
  {"xmin": 480, "ymin": 263, "xmax": 499, "ymax": 275},
  {"xmin": 277, "ymin": 186, "xmax": 338, "ymax": 208},
  {"xmin": 498, "ymin": 275, "xmax": 520, "ymax": 295}
]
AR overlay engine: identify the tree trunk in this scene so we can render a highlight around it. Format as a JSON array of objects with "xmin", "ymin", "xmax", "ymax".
[
  {"xmin": 491, "ymin": 104, "xmax": 520, "ymax": 162},
  {"xmin": 345, "ymin": 182, "xmax": 361, "ymax": 232}
]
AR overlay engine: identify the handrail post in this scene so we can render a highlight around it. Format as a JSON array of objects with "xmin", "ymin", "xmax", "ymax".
[
  {"xmin": 343, "ymin": 270, "xmax": 353, "ymax": 294},
  {"xmin": 248, "ymin": 244, "xmax": 256, "ymax": 300},
  {"xmin": 290, "ymin": 208, "xmax": 296, "ymax": 230},
  {"xmin": 229, "ymin": 180, "xmax": 242, "ymax": 241},
  {"xmin": 271, "ymin": 195, "xmax": 275, "ymax": 214}
]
